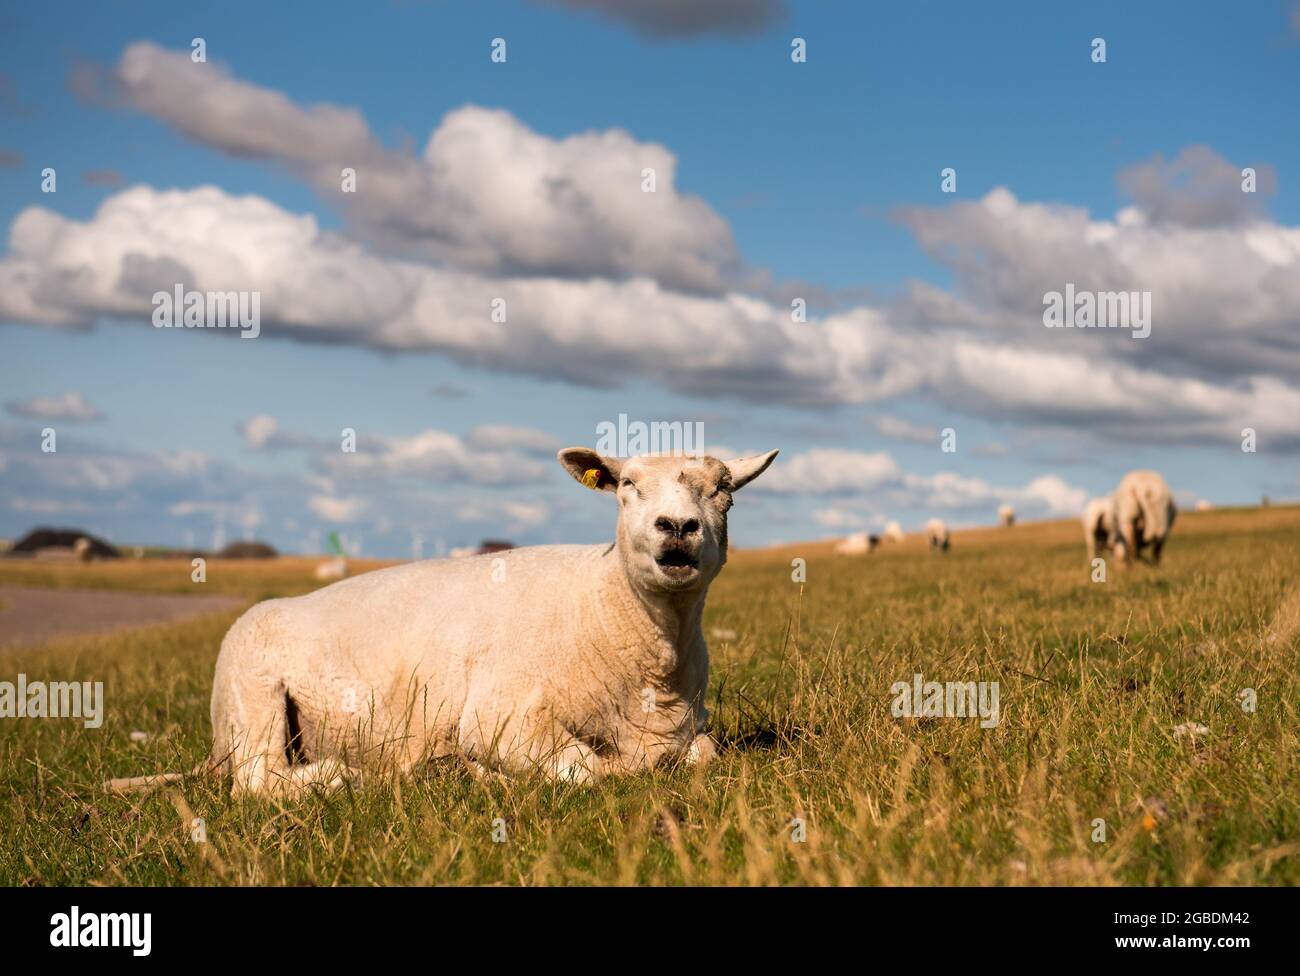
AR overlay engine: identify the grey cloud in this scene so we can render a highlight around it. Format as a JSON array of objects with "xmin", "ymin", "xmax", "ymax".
[
  {"xmin": 1117, "ymin": 145, "xmax": 1276, "ymax": 228},
  {"xmin": 539, "ymin": 0, "xmax": 784, "ymax": 38},
  {"xmin": 895, "ymin": 183, "xmax": 1300, "ymax": 384},
  {"xmin": 430, "ymin": 383, "xmax": 470, "ymax": 399},
  {"xmin": 82, "ymin": 169, "xmax": 125, "ymax": 188}
]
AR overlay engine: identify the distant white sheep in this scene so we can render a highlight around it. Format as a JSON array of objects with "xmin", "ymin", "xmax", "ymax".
[
  {"xmin": 313, "ymin": 557, "xmax": 348, "ymax": 581},
  {"xmin": 883, "ymin": 521, "xmax": 905, "ymax": 544},
  {"xmin": 998, "ymin": 504, "xmax": 1016, "ymax": 527},
  {"xmin": 1112, "ymin": 469, "xmax": 1177, "ymax": 566},
  {"xmin": 1082, "ymin": 496, "xmax": 1115, "ymax": 560},
  {"xmin": 108, "ymin": 448, "xmax": 779, "ymax": 796},
  {"xmin": 834, "ymin": 533, "xmax": 867, "ymax": 555},
  {"xmin": 834, "ymin": 532, "xmax": 879, "ymax": 555},
  {"xmin": 926, "ymin": 518, "xmax": 950, "ymax": 553}
]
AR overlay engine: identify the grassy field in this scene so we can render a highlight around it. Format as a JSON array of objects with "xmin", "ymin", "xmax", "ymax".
[{"xmin": 2, "ymin": 506, "xmax": 1298, "ymax": 886}]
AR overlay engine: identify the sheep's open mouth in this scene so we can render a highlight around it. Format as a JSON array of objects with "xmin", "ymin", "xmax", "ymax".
[{"xmin": 655, "ymin": 548, "xmax": 700, "ymax": 579}]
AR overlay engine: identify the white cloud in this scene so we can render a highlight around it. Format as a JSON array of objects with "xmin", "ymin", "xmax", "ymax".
[
  {"xmin": 1015, "ymin": 475, "xmax": 1091, "ymax": 516},
  {"xmin": 308, "ymin": 495, "xmax": 369, "ymax": 523},
  {"xmin": 0, "ymin": 428, "xmax": 271, "ymax": 538},
  {"xmin": 238, "ymin": 415, "xmax": 323, "ymax": 451},
  {"xmin": 456, "ymin": 498, "xmax": 549, "ymax": 530},
  {"xmin": 811, "ymin": 506, "xmax": 872, "ymax": 529},
  {"xmin": 169, "ymin": 499, "xmax": 240, "ymax": 519},
  {"xmin": 757, "ymin": 448, "xmax": 901, "ymax": 494},
  {"xmin": 111, "ymin": 43, "xmax": 737, "ymax": 292},
  {"xmin": 5, "ymin": 89, "xmax": 1300, "ymax": 454},
  {"xmin": 0, "ymin": 185, "xmax": 916, "ymax": 408},
  {"xmin": 872, "ymin": 414, "xmax": 936, "ymax": 445},
  {"xmin": 240, "ymin": 415, "xmax": 278, "ymax": 450},
  {"xmin": 0, "ymin": 426, "xmax": 569, "ymax": 551},
  {"xmin": 5, "ymin": 183, "xmax": 1298, "ymax": 449},
  {"xmin": 5, "ymin": 392, "xmax": 102, "ymax": 422},
  {"xmin": 464, "ymin": 424, "xmax": 560, "ymax": 456},
  {"xmin": 901, "ymin": 470, "xmax": 1087, "ymax": 518},
  {"xmin": 322, "ymin": 428, "xmax": 550, "ymax": 485},
  {"xmin": 760, "ymin": 446, "xmax": 1087, "ymax": 518},
  {"xmin": 9, "ymin": 497, "xmax": 89, "ymax": 514}
]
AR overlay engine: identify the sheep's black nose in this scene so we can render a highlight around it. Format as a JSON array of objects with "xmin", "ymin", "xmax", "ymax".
[{"xmin": 654, "ymin": 517, "xmax": 701, "ymax": 538}]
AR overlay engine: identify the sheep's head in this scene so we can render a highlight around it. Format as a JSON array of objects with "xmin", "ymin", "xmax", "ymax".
[{"xmin": 558, "ymin": 448, "xmax": 778, "ymax": 593}]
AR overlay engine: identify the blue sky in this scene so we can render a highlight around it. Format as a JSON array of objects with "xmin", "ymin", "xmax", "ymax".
[{"xmin": 2, "ymin": 1, "xmax": 1298, "ymax": 555}]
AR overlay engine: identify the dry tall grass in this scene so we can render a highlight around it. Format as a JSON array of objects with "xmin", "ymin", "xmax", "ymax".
[{"xmin": 1, "ymin": 506, "xmax": 1297, "ymax": 885}]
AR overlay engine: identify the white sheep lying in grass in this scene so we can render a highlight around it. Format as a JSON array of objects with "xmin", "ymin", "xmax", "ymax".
[
  {"xmin": 926, "ymin": 518, "xmax": 950, "ymax": 552},
  {"xmin": 998, "ymin": 504, "xmax": 1015, "ymax": 527},
  {"xmin": 1082, "ymin": 496, "xmax": 1116, "ymax": 560},
  {"xmin": 883, "ymin": 521, "xmax": 904, "ymax": 544},
  {"xmin": 1112, "ymin": 469, "xmax": 1177, "ymax": 566},
  {"xmin": 834, "ymin": 532, "xmax": 878, "ymax": 555},
  {"xmin": 108, "ymin": 448, "xmax": 778, "ymax": 797}
]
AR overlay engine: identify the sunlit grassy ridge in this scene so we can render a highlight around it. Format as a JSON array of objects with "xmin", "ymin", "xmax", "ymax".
[{"xmin": 2, "ymin": 506, "xmax": 1297, "ymax": 885}]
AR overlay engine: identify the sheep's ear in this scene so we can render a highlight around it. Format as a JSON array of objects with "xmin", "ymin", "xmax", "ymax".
[
  {"xmin": 722, "ymin": 449, "xmax": 779, "ymax": 491},
  {"xmin": 558, "ymin": 448, "xmax": 623, "ymax": 492}
]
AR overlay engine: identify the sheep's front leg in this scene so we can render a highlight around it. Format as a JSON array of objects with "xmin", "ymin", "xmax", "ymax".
[
  {"xmin": 545, "ymin": 740, "xmax": 603, "ymax": 784},
  {"xmin": 686, "ymin": 733, "xmax": 717, "ymax": 767},
  {"xmin": 234, "ymin": 756, "xmax": 362, "ymax": 797},
  {"xmin": 486, "ymin": 731, "xmax": 605, "ymax": 784},
  {"xmin": 1115, "ymin": 522, "xmax": 1138, "ymax": 567},
  {"xmin": 286, "ymin": 759, "xmax": 362, "ymax": 793}
]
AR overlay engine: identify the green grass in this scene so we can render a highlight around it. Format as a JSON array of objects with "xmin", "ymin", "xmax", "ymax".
[{"xmin": 2, "ymin": 506, "xmax": 1298, "ymax": 885}]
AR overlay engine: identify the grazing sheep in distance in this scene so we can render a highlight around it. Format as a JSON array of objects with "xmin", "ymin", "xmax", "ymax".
[
  {"xmin": 313, "ymin": 557, "xmax": 348, "ymax": 581},
  {"xmin": 1113, "ymin": 469, "xmax": 1177, "ymax": 566},
  {"xmin": 998, "ymin": 504, "xmax": 1015, "ymax": 527},
  {"xmin": 107, "ymin": 447, "xmax": 779, "ymax": 796},
  {"xmin": 835, "ymin": 533, "xmax": 868, "ymax": 555},
  {"xmin": 834, "ymin": 532, "xmax": 880, "ymax": 555},
  {"xmin": 926, "ymin": 518, "xmax": 950, "ymax": 552},
  {"xmin": 1082, "ymin": 496, "xmax": 1115, "ymax": 560},
  {"xmin": 883, "ymin": 521, "xmax": 905, "ymax": 544},
  {"xmin": 1195, "ymin": 499, "xmax": 1212, "ymax": 512}
]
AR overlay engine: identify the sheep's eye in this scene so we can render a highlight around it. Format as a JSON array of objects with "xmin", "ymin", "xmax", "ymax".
[{"xmin": 620, "ymin": 478, "xmax": 634, "ymax": 490}]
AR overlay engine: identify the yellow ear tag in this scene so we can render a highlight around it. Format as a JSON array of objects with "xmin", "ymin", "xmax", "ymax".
[{"xmin": 580, "ymin": 468, "xmax": 602, "ymax": 489}]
